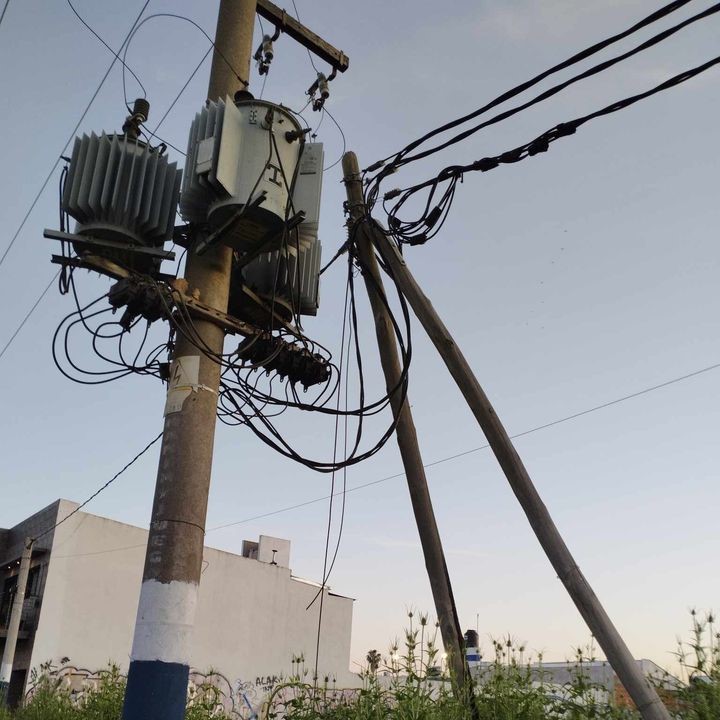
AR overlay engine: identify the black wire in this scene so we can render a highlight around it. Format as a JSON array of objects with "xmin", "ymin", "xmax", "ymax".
[
  {"xmin": 0, "ymin": 272, "xmax": 60, "ymax": 361},
  {"xmin": 395, "ymin": 2, "xmax": 720, "ymax": 169},
  {"xmin": 141, "ymin": 45, "xmax": 215, "ymax": 157},
  {"xmin": 322, "ymin": 107, "xmax": 346, "ymax": 171},
  {"xmin": 307, "ymin": 295, "xmax": 353, "ymax": 612},
  {"xmin": 374, "ymin": 0, "xmax": 698, "ymax": 172},
  {"xmin": 121, "ymin": 12, "xmax": 249, "ymax": 95},
  {"xmin": 209, "ymin": 359, "xmax": 720, "ymax": 531},
  {"xmin": 291, "ymin": 0, "xmax": 319, "ymax": 74},
  {"xmin": 65, "ymin": 0, "xmax": 147, "ymax": 111},
  {"xmin": 0, "ymin": 0, "xmax": 10, "ymax": 30},
  {"xmin": 32, "ymin": 431, "xmax": 164, "ymax": 542},
  {"xmin": 379, "ymin": 52, "xmax": 720, "ymax": 245}
]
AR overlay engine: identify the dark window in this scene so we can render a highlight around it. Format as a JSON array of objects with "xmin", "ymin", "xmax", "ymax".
[{"xmin": 1, "ymin": 576, "xmax": 18, "ymax": 628}]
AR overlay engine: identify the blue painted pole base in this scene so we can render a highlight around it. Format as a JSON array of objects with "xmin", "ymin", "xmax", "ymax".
[{"xmin": 122, "ymin": 660, "xmax": 189, "ymax": 720}]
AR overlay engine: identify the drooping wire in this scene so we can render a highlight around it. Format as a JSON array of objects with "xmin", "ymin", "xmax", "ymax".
[
  {"xmin": 322, "ymin": 106, "xmax": 347, "ymax": 171},
  {"xmin": 307, "ymin": 292, "xmax": 353, "ymax": 614},
  {"xmin": 65, "ymin": 0, "xmax": 147, "ymax": 111},
  {"xmin": 376, "ymin": 52, "xmax": 720, "ymax": 246},
  {"xmin": 311, "ymin": 272, "xmax": 351, "ymax": 684},
  {"xmin": 120, "ymin": 12, "xmax": 249, "ymax": 97}
]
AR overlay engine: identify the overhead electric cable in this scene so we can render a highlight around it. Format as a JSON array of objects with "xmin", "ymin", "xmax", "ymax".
[
  {"xmin": 209, "ymin": 359, "xmax": 720, "ymax": 530},
  {"xmin": 46, "ymin": 356, "xmax": 720, "ymax": 561},
  {"xmin": 0, "ymin": 0, "xmax": 10, "ymax": 30},
  {"xmin": 32, "ymin": 431, "xmax": 164, "ymax": 542},
  {"xmin": 382, "ymin": 51, "xmax": 720, "ymax": 239},
  {"xmin": 0, "ymin": 0, "xmax": 150, "ymax": 271},
  {"xmin": 65, "ymin": 0, "xmax": 147, "ymax": 109},
  {"xmin": 379, "ymin": 0, "xmax": 698, "ymax": 170},
  {"xmin": 121, "ymin": 12, "xmax": 249, "ymax": 92},
  {"xmin": 395, "ymin": 2, "xmax": 720, "ymax": 167},
  {"xmin": 0, "ymin": 271, "xmax": 59, "ymax": 361}
]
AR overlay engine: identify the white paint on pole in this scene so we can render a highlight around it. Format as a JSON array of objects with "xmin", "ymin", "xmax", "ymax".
[
  {"xmin": 130, "ymin": 579, "xmax": 198, "ymax": 664},
  {"xmin": 0, "ymin": 662, "xmax": 12, "ymax": 684}
]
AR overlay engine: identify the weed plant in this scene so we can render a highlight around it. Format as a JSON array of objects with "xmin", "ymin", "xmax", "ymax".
[{"xmin": 1, "ymin": 609, "xmax": 719, "ymax": 719}]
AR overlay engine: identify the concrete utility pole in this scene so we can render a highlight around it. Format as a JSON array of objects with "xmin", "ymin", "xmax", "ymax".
[
  {"xmin": 342, "ymin": 153, "xmax": 469, "ymax": 686},
  {"xmin": 121, "ymin": 2, "xmax": 255, "ymax": 718},
  {"xmin": 0, "ymin": 538, "xmax": 33, "ymax": 706},
  {"xmin": 369, "ymin": 231, "xmax": 672, "ymax": 720}
]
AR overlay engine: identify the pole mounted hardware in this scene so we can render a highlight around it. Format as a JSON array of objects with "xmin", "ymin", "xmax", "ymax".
[
  {"xmin": 256, "ymin": 0, "xmax": 349, "ymax": 74},
  {"xmin": 254, "ymin": 24, "xmax": 281, "ymax": 75},
  {"xmin": 308, "ymin": 71, "xmax": 334, "ymax": 111},
  {"xmin": 122, "ymin": 98, "xmax": 150, "ymax": 141}
]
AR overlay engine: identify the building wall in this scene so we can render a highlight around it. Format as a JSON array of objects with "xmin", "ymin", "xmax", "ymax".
[{"xmin": 29, "ymin": 504, "xmax": 355, "ymax": 688}]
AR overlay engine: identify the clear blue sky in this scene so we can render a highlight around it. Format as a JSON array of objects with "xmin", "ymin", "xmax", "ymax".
[{"xmin": 1, "ymin": 0, "xmax": 718, "ymax": 674}]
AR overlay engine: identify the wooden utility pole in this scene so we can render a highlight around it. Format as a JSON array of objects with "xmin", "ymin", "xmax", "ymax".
[
  {"xmin": 0, "ymin": 538, "xmax": 33, "ymax": 706},
  {"xmin": 342, "ymin": 153, "xmax": 468, "ymax": 685},
  {"xmin": 368, "ymin": 230, "xmax": 672, "ymax": 720},
  {"xmin": 121, "ymin": 3, "xmax": 256, "ymax": 718}
]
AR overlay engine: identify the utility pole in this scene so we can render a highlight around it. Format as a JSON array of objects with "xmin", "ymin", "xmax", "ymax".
[
  {"xmin": 369, "ymin": 230, "xmax": 672, "ymax": 720},
  {"xmin": 121, "ymin": 2, "xmax": 256, "ymax": 718},
  {"xmin": 0, "ymin": 538, "xmax": 33, "ymax": 706},
  {"xmin": 342, "ymin": 153, "xmax": 468, "ymax": 687}
]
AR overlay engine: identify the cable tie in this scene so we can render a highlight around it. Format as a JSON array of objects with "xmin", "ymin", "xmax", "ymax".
[
  {"xmin": 528, "ymin": 138, "xmax": 550, "ymax": 156},
  {"xmin": 555, "ymin": 122, "xmax": 577, "ymax": 137},
  {"xmin": 472, "ymin": 158, "xmax": 499, "ymax": 172},
  {"xmin": 500, "ymin": 150, "xmax": 522, "ymax": 164},
  {"xmin": 364, "ymin": 160, "xmax": 385, "ymax": 173},
  {"xmin": 424, "ymin": 206, "xmax": 442, "ymax": 229},
  {"xmin": 406, "ymin": 234, "xmax": 429, "ymax": 246}
]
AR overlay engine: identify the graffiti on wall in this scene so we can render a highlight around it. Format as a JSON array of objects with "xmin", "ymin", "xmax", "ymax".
[{"xmin": 25, "ymin": 662, "xmax": 360, "ymax": 718}]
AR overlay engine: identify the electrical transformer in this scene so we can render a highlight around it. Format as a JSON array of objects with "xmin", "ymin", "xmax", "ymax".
[
  {"xmin": 180, "ymin": 94, "xmax": 324, "ymax": 323},
  {"xmin": 61, "ymin": 129, "xmax": 182, "ymax": 273}
]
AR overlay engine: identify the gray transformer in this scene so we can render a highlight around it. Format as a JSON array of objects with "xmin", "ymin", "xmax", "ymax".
[
  {"xmin": 61, "ymin": 132, "xmax": 181, "ymax": 273},
  {"xmin": 180, "ymin": 96, "xmax": 324, "ymax": 321}
]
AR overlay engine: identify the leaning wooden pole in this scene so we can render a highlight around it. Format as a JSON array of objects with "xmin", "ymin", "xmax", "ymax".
[
  {"xmin": 369, "ymin": 226, "xmax": 671, "ymax": 720},
  {"xmin": 342, "ymin": 153, "xmax": 469, "ymax": 686}
]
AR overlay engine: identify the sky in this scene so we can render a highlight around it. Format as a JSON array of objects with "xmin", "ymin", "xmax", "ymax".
[{"xmin": 0, "ymin": 0, "xmax": 719, "ymax": 677}]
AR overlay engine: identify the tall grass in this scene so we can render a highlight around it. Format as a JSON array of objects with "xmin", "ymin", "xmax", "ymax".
[{"xmin": 1, "ymin": 609, "xmax": 718, "ymax": 719}]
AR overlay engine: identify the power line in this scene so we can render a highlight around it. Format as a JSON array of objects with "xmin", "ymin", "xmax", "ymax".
[
  {"xmin": 397, "ymin": 2, "xmax": 720, "ymax": 169},
  {"xmin": 2, "ymin": 22, "xmax": 215, "ymax": 363},
  {"xmin": 45, "ymin": 357, "xmax": 720, "ymax": 560},
  {"xmin": 65, "ymin": 0, "xmax": 147, "ymax": 109},
  {"xmin": 0, "ymin": 0, "xmax": 10, "ymax": 31},
  {"xmin": 0, "ymin": 0, "xmax": 150, "ymax": 271},
  {"xmin": 379, "ymin": 51, "xmax": 720, "ymax": 244},
  {"xmin": 375, "ymin": 0, "xmax": 698, "ymax": 172},
  {"xmin": 0, "ymin": 271, "xmax": 59, "ymax": 361},
  {"xmin": 208, "ymin": 359, "xmax": 720, "ymax": 531},
  {"xmin": 32, "ymin": 432, "xmax": 163, "ymax": 542}
]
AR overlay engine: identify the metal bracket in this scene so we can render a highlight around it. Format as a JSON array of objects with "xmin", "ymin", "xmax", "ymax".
[
  {"xmin": 44, "ymin": 229, "xmax": 175, "ymax": 260},
  {"xmin": 194, "ymin": 192, "xmax": 268, "ymax": 256},
  {"xmin": 256, "ymin": 0, "xmax": 349, "ymax": 73},
  {"xmin": 234, "ymin": 211, "xmax": 306, "ymax": 271}
]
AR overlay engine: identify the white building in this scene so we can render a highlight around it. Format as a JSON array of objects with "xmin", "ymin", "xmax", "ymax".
[{"xmin": 0, "ymin": 500, "xmax": 355, "ymax": 707}]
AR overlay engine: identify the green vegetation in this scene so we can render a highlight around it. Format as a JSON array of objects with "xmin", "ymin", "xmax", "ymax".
[{"xmin": 0, "ymin": 609, "xmax": 717, "ymax": 719}]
